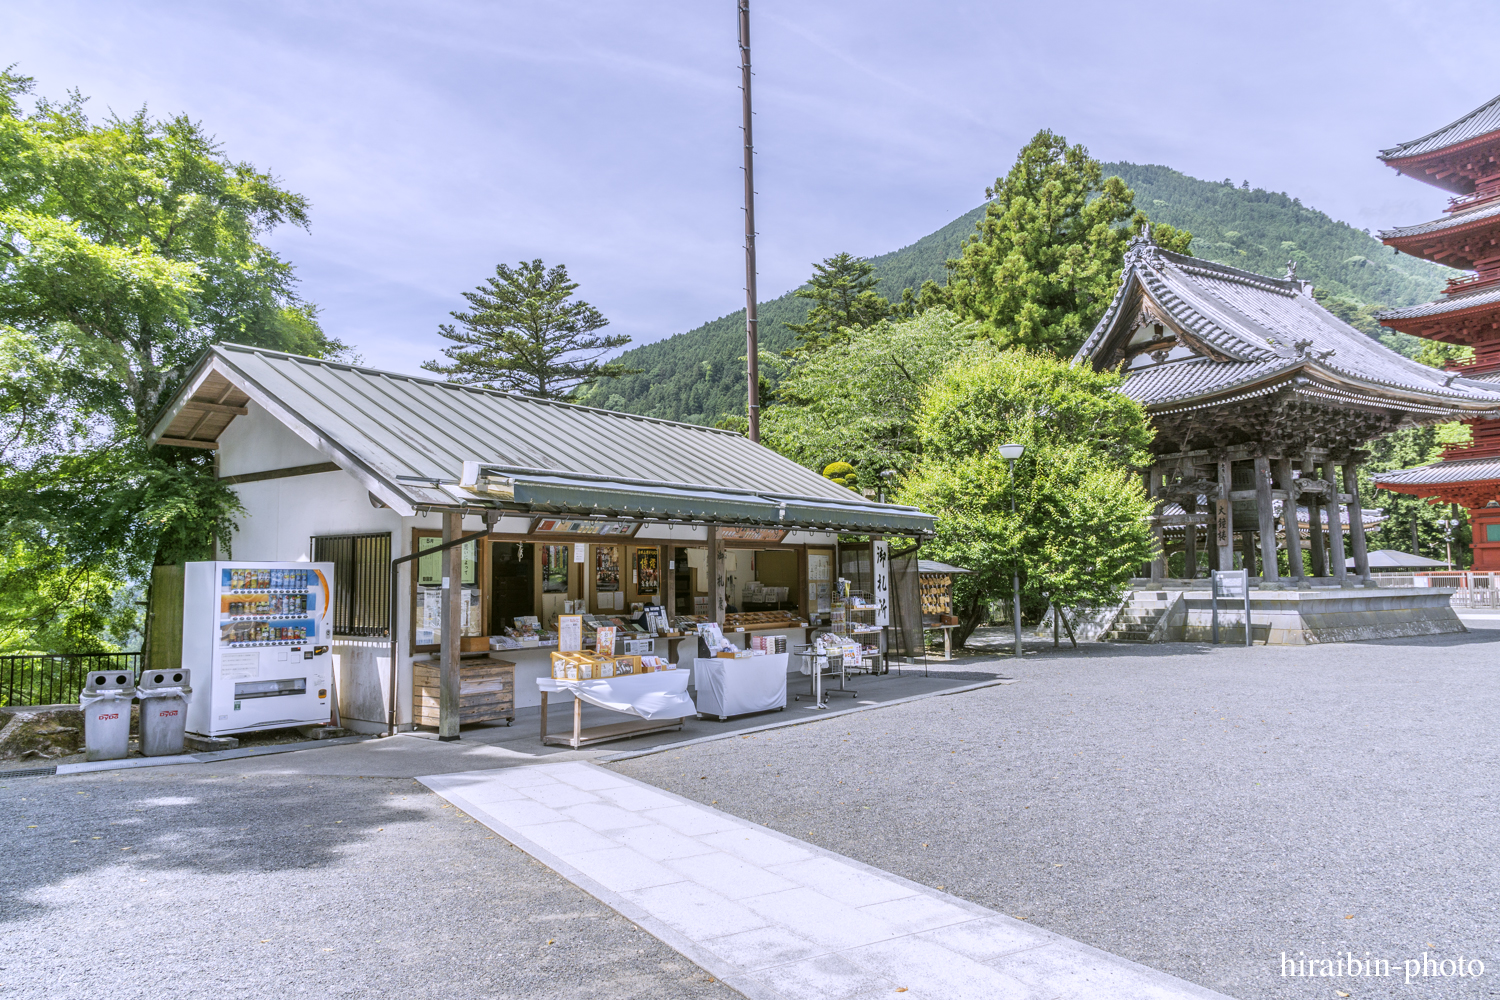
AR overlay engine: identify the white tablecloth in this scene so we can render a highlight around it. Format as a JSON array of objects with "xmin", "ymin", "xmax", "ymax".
[
  {"xmin": 693, "ymin": 654, "xmax": 788, "ymax": 719},
  {"xmin": 536, "ymin": 670, "xmax": 695, "ymax": 722}
]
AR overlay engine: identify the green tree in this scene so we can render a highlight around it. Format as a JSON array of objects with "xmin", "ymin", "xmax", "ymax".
[
  {"xmin": 899, "ymin": 348, "xmax": 1155, "ymax": 645},
  {"xmin": 0, "ymin": 68, "xmax": 341, "ymax": 651},
  {"xmin": 763, "ymin": 308, "xmax": 982, "ymax": 486},
  {"xmin": 423, "ymin": 260, "xmax": 639, "ymax": 399},
  {"xmin": 784, "ymin": 252, "xmax": 891, "ymax": 353},
  {"xmin": 945, "ymin": 130, "xmax": 1191, "ymax": 355}
]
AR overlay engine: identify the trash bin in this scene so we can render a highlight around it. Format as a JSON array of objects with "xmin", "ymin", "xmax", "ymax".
[
  {"xmin": 81, "ymin": 671, "xmax": 136, "ymax": 761},
  {"xmin": 137, "ymin": 668, "xmax": 192, "ymax": 757}
]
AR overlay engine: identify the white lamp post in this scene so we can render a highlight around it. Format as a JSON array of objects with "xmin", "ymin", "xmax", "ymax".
[{"xmin": 998, "ymin": 442, "xmax": 1026, "ymax": 658}]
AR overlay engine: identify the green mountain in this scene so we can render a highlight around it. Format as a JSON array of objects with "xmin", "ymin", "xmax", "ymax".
[{"xmin": 578, "ymin": 163, "xmax": 1449, "ymax": 424}]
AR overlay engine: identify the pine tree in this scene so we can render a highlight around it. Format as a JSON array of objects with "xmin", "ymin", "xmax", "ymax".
[
  {"xmin": 423, "ymin": 260, "xmax": 639, "ymax": 399},
  {"xmin": 945, "ymin": 130, "xmax": 1191, "ymax": 355},
  {"xmin": 784, "ymin": 253, "xmax": 891, "ymax": 353}
]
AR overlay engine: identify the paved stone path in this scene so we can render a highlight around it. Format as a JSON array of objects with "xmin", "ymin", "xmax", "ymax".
[{"xmin": 420, "ymin": 761, "xmax": 1233, "ymax": 1000}]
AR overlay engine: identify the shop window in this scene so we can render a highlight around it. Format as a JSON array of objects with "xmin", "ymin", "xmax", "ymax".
[{"xmin": 311, "ymin": 532, "xmax": 392, "ymax": 637}]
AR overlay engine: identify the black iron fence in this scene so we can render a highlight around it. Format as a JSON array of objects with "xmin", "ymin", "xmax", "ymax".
[{"xmin": 0, "ymin": 652, "xmax": 143, "ymax": 708}]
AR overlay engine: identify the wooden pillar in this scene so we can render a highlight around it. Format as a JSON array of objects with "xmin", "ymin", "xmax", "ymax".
[
  {"xmin": 663, "ymin": 542, "xmax": 677, "ymax": 618},
  {"xmin": 439, "ymin": 510, "xmax": 463, "ymax": 741},
  {"xmin": 1184, "ymin": 496, "xmax": 1199, "ymax": 580},
  {"xmin": 1277, "ymin": 458, "xmax": 1306, "ymax": 583},
  {"xmin": 1254, "ymin": 456, "xmax": 1278, "ymax": 584},
  {"xmin": 1323, "ymin": 461, "xmax": 1348, "ymax": 584},
  {"xmin": 1241, "ymin": 530, "xmax": 1256, "ymax": 577},
  {"xmin": 709, "ymin": 525, "xmax": 726, "ymax": 623},
  {"xmin": 1343, "ymin": 461, "xmax": 1371, "ymax": 585},
  {"xmin": 1215, "ymin": 457, "xmax": 1234, "ymax": 572},
  {"xmin": 1303, "ymin": 457, "xmax": 1326, "ymax": 577},
  {"xmin": 1149, "ymin": 467, "xmax": 1167, "ymax": 581}
]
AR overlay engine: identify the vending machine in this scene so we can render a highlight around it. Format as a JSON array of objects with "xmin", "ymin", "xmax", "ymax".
[{"xmin": 182, "ymin": 561, "xmax": 336, "ymax": 737}]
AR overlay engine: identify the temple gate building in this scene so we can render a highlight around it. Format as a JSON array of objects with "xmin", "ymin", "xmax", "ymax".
[
  {"xmin": 1369, "ymin": 93, "xmax": 1500, "ymax": 569},
  {"xmin": 1073, "ymin": 233, "xmax": 1500, "ymax": 642}
]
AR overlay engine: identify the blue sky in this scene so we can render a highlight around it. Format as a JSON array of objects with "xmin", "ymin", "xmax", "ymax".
[{"xmin": 6, "ymin": 1, "xmax": 1500, "ymax": 373}]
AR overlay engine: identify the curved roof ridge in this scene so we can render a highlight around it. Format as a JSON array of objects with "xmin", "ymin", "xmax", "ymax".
[{"xmin": 1380, "ymin": 92, "xmax": 1500, "ymax": 161}]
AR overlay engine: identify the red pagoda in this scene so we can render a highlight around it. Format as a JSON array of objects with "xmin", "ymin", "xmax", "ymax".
[{"xmin": 1373, "ymin": 93, "xmax": 1500, "ymax": 569}]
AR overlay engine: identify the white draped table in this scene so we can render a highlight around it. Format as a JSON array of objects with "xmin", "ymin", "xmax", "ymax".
[{"xmin": 536, "ymin": 669, "xmax": 695, "ymax": 748}]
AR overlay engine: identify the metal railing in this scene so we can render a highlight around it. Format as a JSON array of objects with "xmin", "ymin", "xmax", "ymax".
[
  {"xmin": 0, "ymin": 652, "xmax": 143, "ymax": 708},
  {"xmin": 1369, "ymin": 571, "xmax": 1500, "ymax": 609}
]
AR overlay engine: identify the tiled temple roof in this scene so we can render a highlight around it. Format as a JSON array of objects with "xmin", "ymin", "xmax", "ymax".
[
  {"xmin": 1076, "ymin": 238, "xmax": 1500, "ymax": 415},
  {"xmin": 1378, "ymin": 283, "xmax": 1500, "ymax": 322},
  {"xmin": 1378, "ymin": 197, "xmax": 1500, "ymax": 241},
  {"xmin": 1374, "ymin": 457, "xmax": 1500, "ymax": 488},
  {"xmin": 1379, "ymin": 93, "xmax": 1500, "ymax": 161}
]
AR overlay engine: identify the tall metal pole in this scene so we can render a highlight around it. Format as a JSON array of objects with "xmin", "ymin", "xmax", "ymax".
[
  {"xmin": 1008, "ymin": 458, "xmax": 1022, "ymax": 659},
  {"xmin": 738, "ymin": 0, "xmax": 760, "ymax": 442}
]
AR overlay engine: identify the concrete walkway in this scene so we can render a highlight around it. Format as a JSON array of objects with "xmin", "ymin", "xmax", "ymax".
[{"xmin": 420, "ymin": 761, "xmax": 1234, "ymax": 1000}]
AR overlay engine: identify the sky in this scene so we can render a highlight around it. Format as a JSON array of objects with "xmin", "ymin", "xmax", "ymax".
[{"xmin": 6, "ymin": 0, "xmax": 1500, "ymax": 374}]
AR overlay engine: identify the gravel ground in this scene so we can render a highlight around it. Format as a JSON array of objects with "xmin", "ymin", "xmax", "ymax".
[
  {"xmin": 0, "ymin": 768, "xmax": 734, "ymax": 1000},
  {"xmin": 613, "ymin": 626, "xmax": 1500, "ymax": 999}
]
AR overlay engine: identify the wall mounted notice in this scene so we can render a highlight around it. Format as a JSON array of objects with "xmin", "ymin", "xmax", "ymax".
[{"xmin": 558, "ymin": 615, "xmax": 583, "ymax": 652}]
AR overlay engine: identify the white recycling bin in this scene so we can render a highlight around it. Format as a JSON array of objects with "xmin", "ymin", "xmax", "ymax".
[
  {"xmin": 137, "ymin": 668, "xmax": 192, "ymax": 757},
  {"xmin": 80, "ymin": 670, "xmax": 136, "ymax": 761}
]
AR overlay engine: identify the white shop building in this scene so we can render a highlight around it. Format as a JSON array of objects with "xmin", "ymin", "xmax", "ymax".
[{"xmin": 147, "ymin": 344, "xmax": 935, "ymax": 735}]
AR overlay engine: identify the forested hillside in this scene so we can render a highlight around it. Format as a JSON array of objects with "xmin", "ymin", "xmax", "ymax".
[{"xmin": 578, "ymin": 163, "xmax": 1449, "ymax": 424}]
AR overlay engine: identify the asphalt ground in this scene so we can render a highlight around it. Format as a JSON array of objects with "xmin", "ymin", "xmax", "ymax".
[
  {"xmin": 0, "ymin": 768, "xmax": 734, "ymax": 1000},
  {"xmin": 613, "ymin": 622, "xmax": 1500, "ymax": 1000}
]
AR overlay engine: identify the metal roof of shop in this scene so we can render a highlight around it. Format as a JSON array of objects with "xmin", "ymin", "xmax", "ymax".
[
  {"xmin": 1346, "ymin": 549, "xmax": 1449, "ymax": 570},
  {"xmin": 917, "ymin": 560, "xmax": 971, "ymax": 575},
  {"xmin": 148, "ymin": 344, "xmax": 935, "ymax": 535}
]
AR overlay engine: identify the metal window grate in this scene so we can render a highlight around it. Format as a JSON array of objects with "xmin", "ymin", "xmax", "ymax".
[{"xmin": 312, "ymin": 533, "xmax": 392, "ymax": 637}]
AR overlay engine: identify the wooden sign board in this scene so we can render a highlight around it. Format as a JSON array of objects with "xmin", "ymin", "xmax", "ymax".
[
  {"xmin": 1215, "ymin": 499, "xmax": 1230, "ymax": 548},
  {"xmin": 717, "ymin": 526, "xmax": 787, "ymax": 543},
  {"xmin": 534, "ymin": 518, "xmax": 634, "ymax": 536}
]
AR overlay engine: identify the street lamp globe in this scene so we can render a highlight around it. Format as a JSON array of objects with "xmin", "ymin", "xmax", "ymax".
[{"xmin": 997, "ymin": 442, "xmax": 1025, "ymax": 462}]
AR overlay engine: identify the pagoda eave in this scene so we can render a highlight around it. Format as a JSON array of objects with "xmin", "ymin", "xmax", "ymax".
[
  {"xmin": 1376, "ymin": 477, "xmax": 1500, "ymax": 508},
  {"xmin": 1379, "ymin": 136, "xmax": 1500, "ymax": 196},
  {"xmin": 1381, "ymin": 226, "xmax": 1500, "ymax": 271}
]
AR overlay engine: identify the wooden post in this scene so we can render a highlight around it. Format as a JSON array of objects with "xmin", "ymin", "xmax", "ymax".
[
  {"xmin": 1255, "ymin": 456, "xmax": 1278, "ymax": 585},
  {"xmin": 663, "ymin": 543, "xmax": 677, "ymax": 618},
  {"xmin": 1184, "ymin": 495, "xmax": 1199, "ymax": 580},
  {"xmin": 709, "ymin": 525, "xmax": 725, "ymax": 623},
  {"xmin": 1323, "ymin": 462, "xmax": 1348, "ymax": 584},
  {"xmin": 1216, "ymin": 457, "xmax": 1234, "ymax": 571},
  {"xmin": 1302, "ymin": 457, "xmax": 1326, "ymax": 577},
  {"xmin": 1277, "ymin": 457, "xmax": 1307, "ymax": 583},
  {"xmin": 1343, "ymin": 461, "xmax": 1371, "ymax": 585},
  {"xmin": 1241, "ymin": 531, "xmax": 1256, "ymax": 578},
  {"xmin": 439, "ymin": 510, "xmax": 463, "ymax": 741},
  {"xmin": 1149, "ymin": 467, "xmax": 1167, "ymax": 581}
]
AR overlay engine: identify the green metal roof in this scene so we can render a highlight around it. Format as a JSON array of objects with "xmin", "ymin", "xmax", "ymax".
[{"xmin": 150, "ymin": 343, "xmax": 935, "ymax": 536}]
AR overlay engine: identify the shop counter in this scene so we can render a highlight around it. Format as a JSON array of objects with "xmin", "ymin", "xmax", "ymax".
[
  {"xmin": 693, "ymin": 653, "xmax": 789, "ymax": 720},
  {"xmin": 536, "ymin": 669, "xmax": 694, "ymax": 748}
]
